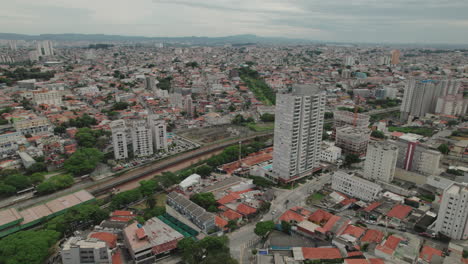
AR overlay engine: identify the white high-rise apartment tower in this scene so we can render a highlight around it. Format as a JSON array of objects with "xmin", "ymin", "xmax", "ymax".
[
  {"xmin": 110, "ymin": 120, "xmax": 128, "ymax": 160},
  {"xmin": 434, "ymin": 183, "xmax": 468, "ymax": 240},
  {"xmin": 400, "ymin": 79, "xmax": 461, "ymax": 121},
  {"xmin": 131, "ymin": 120, "xmax": 153, "ymax": 157},
  {"xmin": 363, "ymin": 141, "xmax": 398, "ymax": 183},
  {"xmin": 36, "ymin": 40, "xmax": 54, "ymax": 56},
  {"xmin": 272, "ymin": 84, "xmax": 326, "ymax": 182},
  {"xmin": 148, "ymin": 115, "xmax": 168, "ymax": 151}
]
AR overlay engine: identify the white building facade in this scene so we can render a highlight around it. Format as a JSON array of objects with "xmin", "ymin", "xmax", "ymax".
[
  {"xmin": 434, "ymin": 183, "xmax": 468, "ymax": 240},
  {"xmin": 131, "ymin": 120, "xmax": 153, "ymax": 157},
  {"xmin": 332, "ymin": 171, "xmax": 382, "ymax": 201},
  {"xmin": 110, "ymin": 120, "xmax": 129, "ymax": 160},
  {"xmin": 363, "ymin": 141, "xmax": 399, "ymax": 183},
  {"xmin": 272, "ymin": 84, "xmax": 326, "ymax": 182},
  {"xmin": 61, "ymin": 237, "xmax": 111, "ymax": 264}
]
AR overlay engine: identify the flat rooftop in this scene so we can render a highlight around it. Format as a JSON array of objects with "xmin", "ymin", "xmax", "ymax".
[{"xmin": 124, "ymin": 217, "xmax": 183, "ymax": 252}]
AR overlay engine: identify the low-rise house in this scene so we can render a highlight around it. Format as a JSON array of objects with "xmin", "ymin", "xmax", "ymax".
[{"xmin": 166, "ymin": 192, "xmax": 216, "ymax": 233}]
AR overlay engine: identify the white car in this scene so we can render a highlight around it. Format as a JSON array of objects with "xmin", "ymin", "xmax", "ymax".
[{"xmin": 271, "ymin": 210, "xmax": 277, "ymax": 215}]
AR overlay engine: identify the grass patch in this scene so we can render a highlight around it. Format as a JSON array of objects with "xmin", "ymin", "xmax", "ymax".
[
  {"xmin": 306, "ymin": 192, "xmax": 325, "ymax": 205},
  {"xmin": 246, "ymin": 122, "xmax": 275, "ymax": 132},
  {"xmin": 388, "ymin": 126, "xmax": 435, "ymax": 137}
]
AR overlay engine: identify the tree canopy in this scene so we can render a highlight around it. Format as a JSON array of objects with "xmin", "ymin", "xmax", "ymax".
[
  {"xmin": 177, "ymin": 236, "xmax": 237, "ymax": 264},
  {"xmin": 190, "ymin": 192, "xmax": 218, "ymax": 212},
  {"xmin": 254, "ymin": 221, "xmax": 275, "ymax": 237},
  {"xmin": 0, "ymin": 230, "xmax": 60, "ymax": 264},
  {"xmin": 437, "ymin": 144, "xmax": 450, "ymax": 154},
  {"xmin": 260, "ymin": 113, "xmax": 275, "ymax": 122},
  {"xmin": 64, "ymin": 148, "xmax": 103, "ymax": 176}
]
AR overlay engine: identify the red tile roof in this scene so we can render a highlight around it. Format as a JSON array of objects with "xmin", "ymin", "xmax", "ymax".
[
  {"xmin": 215, "ymin": 216, "xmax": 228, "ymax": 228},
  {"xmin": 222, "ymin": 209, "xmax": 243, "ymax": 220},
  {"xmin": 279, "ymin": 210, "xmax": 305, "ymax": 223},
  {"xmin": 419, "ymin": 245, "xmax": 443, "ymax": 263},
  {"xmin": 236, "ymin": 203, "xmax": 257, "ymax": 215},
  {"xmin": 346, "ymin": 251, "xmax": 364, "ymax": 258},
  {"xmin": 136, "ymin": 228, "xmax": 146, "ymax": 240},
  {"xmin": 363, "ymin": 202, "xmax": 381, "ymax": 212},
  {"xmin": 341, "ymin": 225, "xmax": 366, "ymax": 238},
  {"xmin": 369, "ymin": 259, "xmax": 385, "ymax": 264},
  {"xmin": 345, "ymin": 259, "xmax": 369, "ymax": 264},
  {"xmin": 376, "ymin": 235, "xmax": 403, "ymax": 255},
  {"xmin": 111, "ymin": 249, "xmax": 123, "ymax": 264},
  {"xmin": 90, "ymin": 232, "xmax": 117, "ymax": 248},
  {"xmin": 290, "ymin": 206, "xmax": 312, "ymax": 216},
  {"xmin": 386, "ymin": 204, "xmax": 412, "ymax": 220},
  {"xmin": 112, "ymin": 210, "xmax": 134, "ymax": 217},
  {"xmin": 309, "ymin": 209, "xmax": 333, "ymax": 224},
  {"xmin": 301, "ymin": 247, "xmax": 342, "ymax": 260},
  {"xmin": 217, "ymin": 193, "xmax": 240, "ymax": 205},
  {"xmin": 361, "ymin": 229, "xmax": 384, "ymax": 243}
]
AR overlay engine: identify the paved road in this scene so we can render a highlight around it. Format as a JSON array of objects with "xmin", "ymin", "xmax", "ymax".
[{"xmin": 229, "ymin": 173, "xmax": 332, "ymax": 264}]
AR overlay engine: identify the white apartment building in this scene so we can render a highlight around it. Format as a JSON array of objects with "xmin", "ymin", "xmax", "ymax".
[
  {"xmin": 110, "ymin": 120, "xmax": 128, "ymax": 160},
  {"xmin": 0, "ymin": 132, "xmax": 25, "ymax": 155},
  {"xmin": 332, "ymin": 171, "xmax": 382, "ymax": 201},
  {"xmin": 320, "ymin": 144, "xmax": 342, "ymax": 163},
  {"xmin": 131, "ymin": 120, "xmax": 153, "ymax": 157},
  {"xmin": 32, "ymin": 89, "xmax": 62, "ymax": 106},
  {"xmin": 148, "ymin": 115, "xmax": 168, "ymax": 151},
  {"xmin": 400, "ymin": 79, "xmax": 461, "ymax": 121},
  {"xmin": 61, "ymin": 237, "xmax": 111, "ymax": 264},
  {"xmin": 363, "ymin": 141, "xmax": 399, "ymax": 183},
  {"xmin": 36, "ymin": 40, "xmax": 54, "ymax": 56},
  {"xmin": 13, "ymin": 117, "xmax": 51, "ymax": 135},
  {"xmin": 344, "ymin": 56, "xmax": 355, "ymax": 66},
  {"xmin": 434, "ymin": 183, "xmax": 468, "ymax": 240},
  {"xmin": 435, "ymin": 94, "xmax": 468, "ymax": 117},
  {"xmin": 272, "ymin": 84, "xmax": 326, "ymax": 182}
]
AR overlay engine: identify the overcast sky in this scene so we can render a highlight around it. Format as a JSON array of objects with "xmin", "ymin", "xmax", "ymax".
[{"xmin": 2, "ymin": 0, "xmax": 468, "ymax": 44}]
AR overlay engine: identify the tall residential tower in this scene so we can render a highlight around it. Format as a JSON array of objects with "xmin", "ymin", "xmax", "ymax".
[{"xmin": 271, "ymin": 84, "xmax": 326, "ymax": 182}]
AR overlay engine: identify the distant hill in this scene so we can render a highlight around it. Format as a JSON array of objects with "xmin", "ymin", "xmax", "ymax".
[{"xmin": 0, "ymin": 33, "xmax": 314, "ymax": 45}]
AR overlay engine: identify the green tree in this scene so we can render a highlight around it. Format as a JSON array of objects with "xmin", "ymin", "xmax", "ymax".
[
  {"xmin": 254, "ymin": 221, "xmax": 275, "ymax": 237},
  {"xmin": 371, "ymin": 130, "xmax": 385, "ymax": 139},
  {"xmin": 232, "ymin": 114, "xmax": 246, "ymax": 125},
  {"xmin": 448, "ymin": 120, "xmax": 459, "ymax": 127},
  {"xmin": 438, "ymin": 144, "xmax": 450, "ymax": 154},
  {"xmin": 281, "ymin": 221, "xmax": 291, "ymax": 234},
  {"xmin": 344, "ymin": 154, "xmax": 360, "ymax": 167},
  {"xmin": 26, "ymin": 162, "xmax": 47, "ymax": 174},
  {"xmin": 109, "ymin": 189, "xmax": 142, "ymax": 210},
  {"xmin": 190, "ymin": 192, "xmax": 217, "ymax": 211},
  {"xmin": 0, "ymin": 230, "xmax": 60, "ymax": 264},
  {"xmin": 143, "ymin": 206, "xmax": 166, "ymax": 220},
  {"xmin": 111, "ymin": 102, "xmax": 129, "ymax": 111},
  {"xmin": 324, "ymin": 112, "xmax": 334, "ymax": 119},
  {"xmin": 64, "ymin": 148, "xmax": 103, "ymax": 176},
  {"xmin": 139, "ymin": 179, "xmax": 157, "ymax": 197},
  {"xmin": 4, "ymin": 174, "xmax": 31, "ymax": 190},
  {"xmin": 260, "ymin": 113, "xmax": 275, "ymax": 122},
  {"xmin": 178, "ymin": 236, "xmax": 236, "ymax": 264},
  {"xmin": 36, "ymin": 174, "xmax": 74, "ymax": 194},
  {"xmin": 195, "ymin": 165, "xmax": 213, "ymax": 178}
]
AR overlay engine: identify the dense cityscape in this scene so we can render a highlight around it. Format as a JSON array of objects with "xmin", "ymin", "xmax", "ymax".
[{"xmin": 0, "ymin": 10, "xmax": 467, "ymax": 264}]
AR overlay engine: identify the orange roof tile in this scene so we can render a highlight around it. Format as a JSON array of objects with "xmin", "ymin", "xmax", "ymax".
[
  {"xmin": 363, "ymin": 202, "xmax": 381, "ymax": 212},
  {"xmin": 217, "ymin": 193, "xmax": 240, "ymax": 205},
  {"xmin": 222, "ymin": 209, "xmax": 242, "ymax": 220},
  {"xmin": 236, "ymin": 203, "xmax": 257, "ymax": 215},
  {"xmin": 369, "ymin": 259, "xmax": 385, "ymax": 264},
  {"xmin": 386, "ymin": 204, "xmax": 412, "ymax": 220},
  {"xmin": 419, "ymin": 245, "xmax": 443, "ymax": 263},
  {"xmin": 90, "ymin": 232, "xmax": 117, "ymax": 248},
  {"xmin": 309, "ymin": 209, "xmax": 333, "ymax": 224},
  {"xmin": 345, "ymin": 259, "xmax": 369, "ymax": 264},
  {"xmin": 301, "ymin": 247, "xmax": 342, "ymax": 260},
  {"xmin": 361, "ymin": 229, "xmax": 384, "ymax": 243},
  {"xmin": 279, "ymin": 210, "xmax": 305, "ymax": 223},
  {"xmin": 341, "ymin": 225, "xmax": 366, "ymax": 238},
  {"xmin": 215, "ymin": 216, "xmax": 228, "ymax": 228},
  {"xmin": 376, "ymin": 236, "xmax": 402, "ymax": 255}
]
